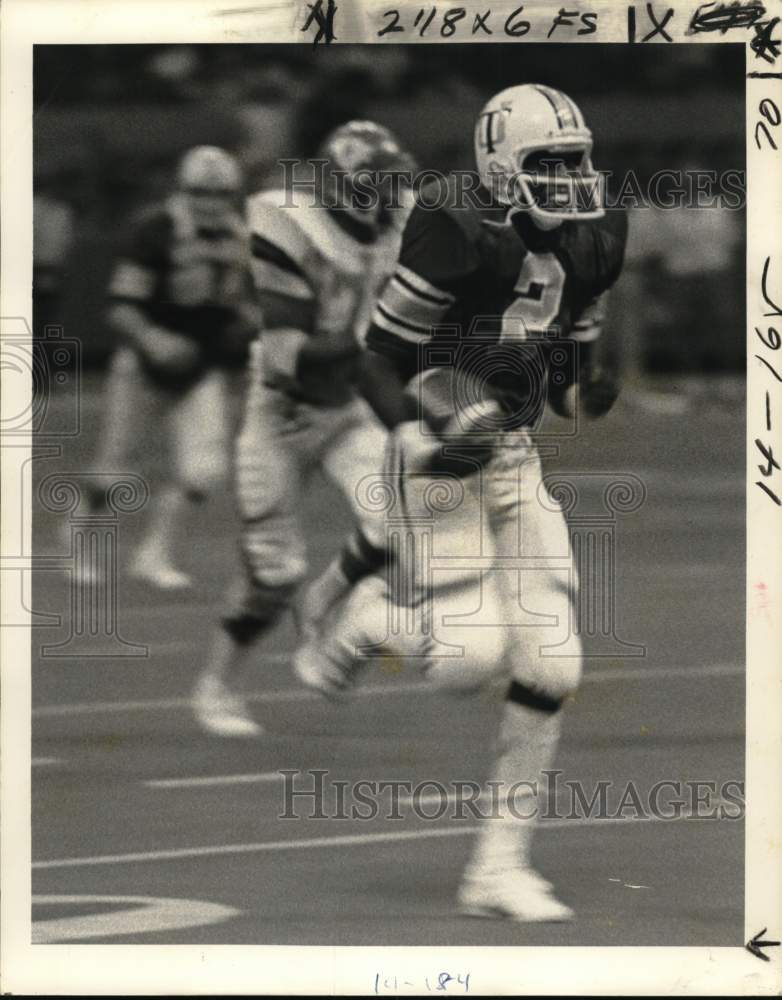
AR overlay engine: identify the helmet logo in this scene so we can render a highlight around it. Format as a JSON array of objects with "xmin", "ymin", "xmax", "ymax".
[
  {"xmin": 477, "ymin": 108, "xmax": 510, "ymax": 155},
  {"xmin": 330, "ymin": 135, "xmax": 376, "ymax": 174}
]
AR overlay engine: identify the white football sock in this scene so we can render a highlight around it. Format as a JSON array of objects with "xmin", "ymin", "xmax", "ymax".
[
  {"xmin": 468, "ymin": 698, "xmax": 562, "ymax": 874},
  {"xmin": 297, "ymin": 557, "xmax": 350, "ymax": 632},
  {"xmin": 136, "ymin": 483, "xmax": 186, "ymax": 564}
]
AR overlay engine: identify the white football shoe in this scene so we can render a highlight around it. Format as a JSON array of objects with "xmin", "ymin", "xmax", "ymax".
[
  {"xmin": 294, "ymin": 560, "xmax": 350, "ymax": 645},
  {"xmin": 458, "ymin": 865, "xmax": 574, "ymax": 923},
  {"xmin": 71, "ymin": 559, "xmax": 104, "ymax": 588},
  {"xmin": 128, "ymin": 548, "xmax": 192, "ymax": 591},
  {"xmin": 293, "ymin": 637, "xmax": 363, "ymax": 699},
  {"xmin": 192, "ymin": 673, "xmax": 264, "ymax": 738},
  {"xmin": 59, "ymin": 518, "xmax": 104, "ymax": 586},
  {"xmin": 293, "ymin": 564, "xmax": 367, "ymax": 698}
]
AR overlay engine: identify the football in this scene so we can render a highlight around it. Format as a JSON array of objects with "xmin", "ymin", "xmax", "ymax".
[{"xmin": 402, "ymin": 368, "xmax": 456, "ymax": 432}]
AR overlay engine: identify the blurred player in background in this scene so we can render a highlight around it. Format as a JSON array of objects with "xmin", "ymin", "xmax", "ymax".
[
  {"xmin": 192, "ymin": 121, "xmax": 414, "ymax": 737},
  {"xmin": 84, "ymin": 146, "xmax": 259, "ymax": 589},
  {"xmin": 296, "ymin": 85, "xmax": 627, "ymax": 921}
]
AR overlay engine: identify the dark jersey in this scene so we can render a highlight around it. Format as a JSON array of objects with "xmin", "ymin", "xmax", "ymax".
[
  {"xmin": 366, "ymin": 177, "xmax": 627, "ymax": 424},
  {"xmin": 109, "ymin": 195, "xmax": 257, "ymax": 367}
]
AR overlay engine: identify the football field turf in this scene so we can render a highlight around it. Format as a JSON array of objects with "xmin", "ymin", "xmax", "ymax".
[{"xmin": 30, "ymin": 378, "xmax": 745, "ymax": 946}]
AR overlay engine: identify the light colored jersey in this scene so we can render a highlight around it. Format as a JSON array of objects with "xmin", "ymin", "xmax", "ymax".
[{"xmin": 246, "ymin": 188, "xmax": 407, "ymax": 404}]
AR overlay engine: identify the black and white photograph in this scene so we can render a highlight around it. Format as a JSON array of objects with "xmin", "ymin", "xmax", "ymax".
[{"xmin": 1, "ymin": 1, "xmax": 780, "ymax": 994}]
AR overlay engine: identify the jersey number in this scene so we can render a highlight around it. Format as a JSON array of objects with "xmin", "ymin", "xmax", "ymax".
[{"xmin": 501, "ymin": 252, "xmax": 566, "ymax": 341}]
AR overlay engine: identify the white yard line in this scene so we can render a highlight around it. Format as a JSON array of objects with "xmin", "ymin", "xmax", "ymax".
[
  {"xmin": 145, "ymin": 772, "xmax": 282, "ymax": 789},
  {"xmin": 32, "ymin": 662, "xmax": 742, "ymax": 720},
  {"xmin": 32, "ymin": 757, "xmax": 63, "ymax": 767},
  {"xmin": 32, "ymin": 893, "xmax": 239, "ymax": 943},
  {"xmin": 32, "ymin": 810, "xmax": 728, "ymax": 871},
  {"xmin": 32, "ymin": 678, "xmax": 425, "ymax": 718},
  {"xmin": 585, "ymin": 662, "xmax": 740, "ymax": 682},
  {"xmin": 141, "ymin": 783, "xmax": 477, "ymax": 806}
]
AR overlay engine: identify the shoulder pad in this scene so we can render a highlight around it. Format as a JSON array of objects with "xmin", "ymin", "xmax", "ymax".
[
  {"xmin": 119, "ymin": 203, "xmax": 173, "ymax": 261},
  {"xmin": 598, "ymin": 206, "xmax": 629, "ymax": 246},
  {"xmin": 413, "ymin": 174, "xmax": 485, "ymax": 242},
  {"xmin": 246, "ymin": 190, "xmax": 310, "ymax": 271},
  {"xmin": 566, "ymin": 208, "xmax": 628, "ymax": 292},
  {"xmin": 595, "ymin": 208, "xmax": 628, "ymax": 287},
  {"xmin": 247, "ymin": 189, "xmax": 376, "ymax": 274},
  {"xmin": 132, "ymin": 203, "xmax": 172, "ymax": 234}
]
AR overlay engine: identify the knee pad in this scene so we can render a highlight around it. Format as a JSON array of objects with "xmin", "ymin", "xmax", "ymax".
[
  {"xmin": 180, "ymin": 457, "xmax": 227, "ymax": 502},
  {"xmin": 424, "ymin": 624, "xmax": 508, "ymax": 695},
  {"xmin": 543, "ymin": 651, "xmax": 583, "ymax": 701},
  {"xmin": 221, "ymin": 576, "xmax": 299, "ymax": 645},
  {"xmin": 221, "ymin": 612, "xmax": 266, "ymax": 646},
  {"xmin": 184, "ymin": 486, "xmax": 208, "ymax": 505},
  {"xmin": 506, "ymin": 679, "xmax": 564, "ymax": 714},
  {"xmin": 509, "ymin": 635, "xmax": 583, "ymax": 705},
  {"xmin": 507, "ymin": 565, "xmax": 582, "ymax": 702},
  {"xmin": 241, "ymin": 526, "xmax": 308, "ymax": 591}
]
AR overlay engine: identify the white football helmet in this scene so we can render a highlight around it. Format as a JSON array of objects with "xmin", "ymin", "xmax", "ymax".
[
  {"xmin": 318, "ymin": 121, "xmax": 415, "ymax": 233},
  {"xmin": 176, "ymin": 146, "xmax": 242, "ymax": 228},
  {"xmin": 474, "ymin": 84, "xmax": 604, "ymax": 227}
]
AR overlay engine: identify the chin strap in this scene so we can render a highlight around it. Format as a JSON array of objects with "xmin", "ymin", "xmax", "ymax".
[{"xmin": 505, "ymin": 204, "xmax": 563, "ymax": 232}]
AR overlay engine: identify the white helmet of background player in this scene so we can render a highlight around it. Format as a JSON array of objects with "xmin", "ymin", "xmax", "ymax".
[
  {"xmin": 176, "ymin": 145, "xmax": 242, "ymax": 228},
  {"xmin": 318, "ymin": 120, "xmax": 415, "ymax": 232},
  {"xmin": 474, "ymin": 84, "xmax": 605, "ymax": 228}
]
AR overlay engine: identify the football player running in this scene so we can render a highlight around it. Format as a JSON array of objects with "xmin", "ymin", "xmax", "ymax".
[
  {"xmin": 86, "ymin": 146, "xmax": 258, "ymax": 589},
  {"xmin": 192, "ymin": 121, "xmax": 414, "ymax": 737},
  {"xmin": 294, "ymin": 85, "xmax": 628, "ymax": 922}
]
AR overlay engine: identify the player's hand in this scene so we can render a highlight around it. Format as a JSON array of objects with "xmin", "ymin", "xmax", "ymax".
[
  {"xmin": 393, "ymin": 413, "xmax": 497, "ymax": 479},
  {"xmin": 443, "ymin": 397, "xmax": 504, "ymax": 438},
  {"xmin": 562, "ymin": 368, "xmax": 620, "ymax": 420},
  {"xmin": 582, "ymin": 370, "xmax": 620, "ymax": 417},
  {"xmin": 405, "ymin": 369, "xmax": 503, "ymax": 438},
  {"xmin": 400, "ymin": 369, "xmax": 502, "ymax": 476},
  {"xmin": 139, "ymin": 326, "xmax": 203, "ymax": 376}
]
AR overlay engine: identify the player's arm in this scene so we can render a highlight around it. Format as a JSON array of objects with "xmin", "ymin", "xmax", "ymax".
[
  {"xmin": 108, "ymin": 211, "xmax": 201, "ymax": 375},
  {"xmin": 248, "ymin": 208, "xmax": 359, "ymax": 401},
  {"xmin": 574, "ymin": 294, "xmax": 621, "ymax": 417},
  {"xmin": 107, "ymin": 302, "xmax": 201, "ymax": 372},
  {"xmin": 361, "ymin": 201, "xmax": 475, "ymax": 429},
  {"xmin": 215, "ymin": 259, "xmax": 265, "ymax": 368},
  {"xmin": 359, "ymin": 350, "xmax": 414, "ymax": 429},
  {"xmin": 363, "ymin": 203, "xmax": 500, "ymax": 477},
  {"xmin": 548, "ymin": 293, "xmax": 620, "ymax": 420},
  {"xmin": 549, "ymin": 209, "xmax": 628, "ymax": 420},
  {"xmin": 247, "ymin": 206, "xmax": 312, "ymax": 360}
]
